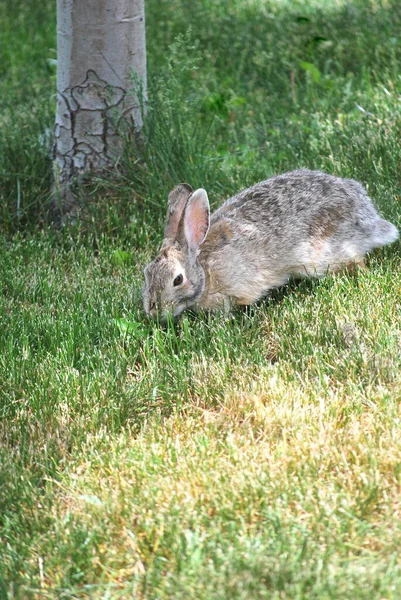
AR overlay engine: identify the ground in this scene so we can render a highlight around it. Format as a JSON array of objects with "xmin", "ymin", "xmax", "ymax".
[{"xmin": 1, "ymin": 0, "xmax": 401, "ymax": 598}]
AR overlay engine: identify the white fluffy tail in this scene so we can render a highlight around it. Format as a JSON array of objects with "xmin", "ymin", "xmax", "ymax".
[{"xmin": 374, "ymin": 218, "xmax": 399, "ymax": 246}]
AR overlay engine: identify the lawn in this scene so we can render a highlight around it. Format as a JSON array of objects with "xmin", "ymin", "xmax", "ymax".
[{"xmin": 1, "ymin": 0, "xmax": 401, "ymax": 598}]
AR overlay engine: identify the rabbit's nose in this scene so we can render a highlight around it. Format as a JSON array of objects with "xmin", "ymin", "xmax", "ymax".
[{"xmin": 149, "ymin": 301, "xmax": 158, "ymax": 319}]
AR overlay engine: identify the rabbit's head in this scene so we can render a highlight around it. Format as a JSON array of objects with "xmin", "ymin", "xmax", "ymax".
[{"xmin": 142, "ymin": 184, "xmax": 210, "ymax": 321}]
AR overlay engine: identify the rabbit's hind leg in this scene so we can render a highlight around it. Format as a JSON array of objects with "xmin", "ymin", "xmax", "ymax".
[{"xmin": 330, "ymin": 258, "xmax": 367, "ymax": 276}]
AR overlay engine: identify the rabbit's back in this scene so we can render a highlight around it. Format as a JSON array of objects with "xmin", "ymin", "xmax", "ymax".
[
  {"xmin": 212, "ymin": 170, "xmax": 375, "ymax": 233},
  {"xmin": 198, "ymin": 170, "xmax": 397, "ymax": 307}
]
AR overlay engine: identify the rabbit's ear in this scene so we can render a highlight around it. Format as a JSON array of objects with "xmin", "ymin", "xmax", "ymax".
[
  {"xmin": 162, "ymin": 183, "xmax": 193, "ymax": 247},
  {"xmin": 183, "ymin": 188, "xmax": 210, "ymax": 252}
]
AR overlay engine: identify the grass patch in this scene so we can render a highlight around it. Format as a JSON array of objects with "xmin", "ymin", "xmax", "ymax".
[{"xmin": 1, "ymin": 0, "xmax": 401, "ymax": 598}]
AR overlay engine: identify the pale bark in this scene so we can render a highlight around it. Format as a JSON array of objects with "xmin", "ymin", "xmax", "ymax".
[{"xmin": 54, "ymin": 0, "xmax": 146, "ymax": 211}]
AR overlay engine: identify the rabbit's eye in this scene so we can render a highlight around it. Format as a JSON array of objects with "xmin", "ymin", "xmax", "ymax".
[{"xmin": 173, "ymin": 274, "xmax": 184, "ymax": 286}]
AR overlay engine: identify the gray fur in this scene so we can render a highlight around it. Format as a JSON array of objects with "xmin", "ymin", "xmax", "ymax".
[{"xmin": 142, "ymin": 170, "xmax": 399, "ymax": 320}]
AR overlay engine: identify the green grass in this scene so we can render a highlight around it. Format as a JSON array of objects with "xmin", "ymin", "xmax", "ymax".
[{"xmin": 1, "ymin": 0, "xmax": 401, "ymax": 597}]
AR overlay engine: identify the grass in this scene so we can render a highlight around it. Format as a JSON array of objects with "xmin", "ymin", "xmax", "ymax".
[{"xmin": 1, "ymin": 0, "xmax": 401, "ymax": 597}]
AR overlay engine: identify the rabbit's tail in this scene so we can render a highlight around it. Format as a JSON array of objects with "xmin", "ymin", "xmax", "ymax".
[{"xmin": 373, "ymin": 218, "xmax": 399, "ymax": 247}]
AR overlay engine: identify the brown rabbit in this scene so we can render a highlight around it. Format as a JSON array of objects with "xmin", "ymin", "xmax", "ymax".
[{"xmin": 142, "ymin": 170, "xmax": 398, "ymax": 321}]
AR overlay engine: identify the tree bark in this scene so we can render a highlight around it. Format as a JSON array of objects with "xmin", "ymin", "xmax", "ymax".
[{"xmin": 54, "ymin": 0, "xmax": 146, "ymax": 214}]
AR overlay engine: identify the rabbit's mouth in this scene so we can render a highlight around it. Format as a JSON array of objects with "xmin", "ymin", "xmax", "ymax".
[
  {"xmin": 153, "ymin": 304, "xmax": 185, "ymax": 325},
  {"xmin": 157, "ymin": 301, "xmax": 195, "ymax": 325},
  {"xmin": 173, "ymin": 304, "xmax": 187, "ymax": 318}
]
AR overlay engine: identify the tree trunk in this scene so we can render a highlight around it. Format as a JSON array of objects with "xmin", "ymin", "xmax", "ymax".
[{"xmin": 54, "ymin": 0, "xmax": 146, "ymax": 214}]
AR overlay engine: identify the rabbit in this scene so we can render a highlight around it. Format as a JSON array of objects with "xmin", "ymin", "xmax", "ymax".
[{"xmin": 142, "ymin": 169, "xmax": 398, "ymax": 321}]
